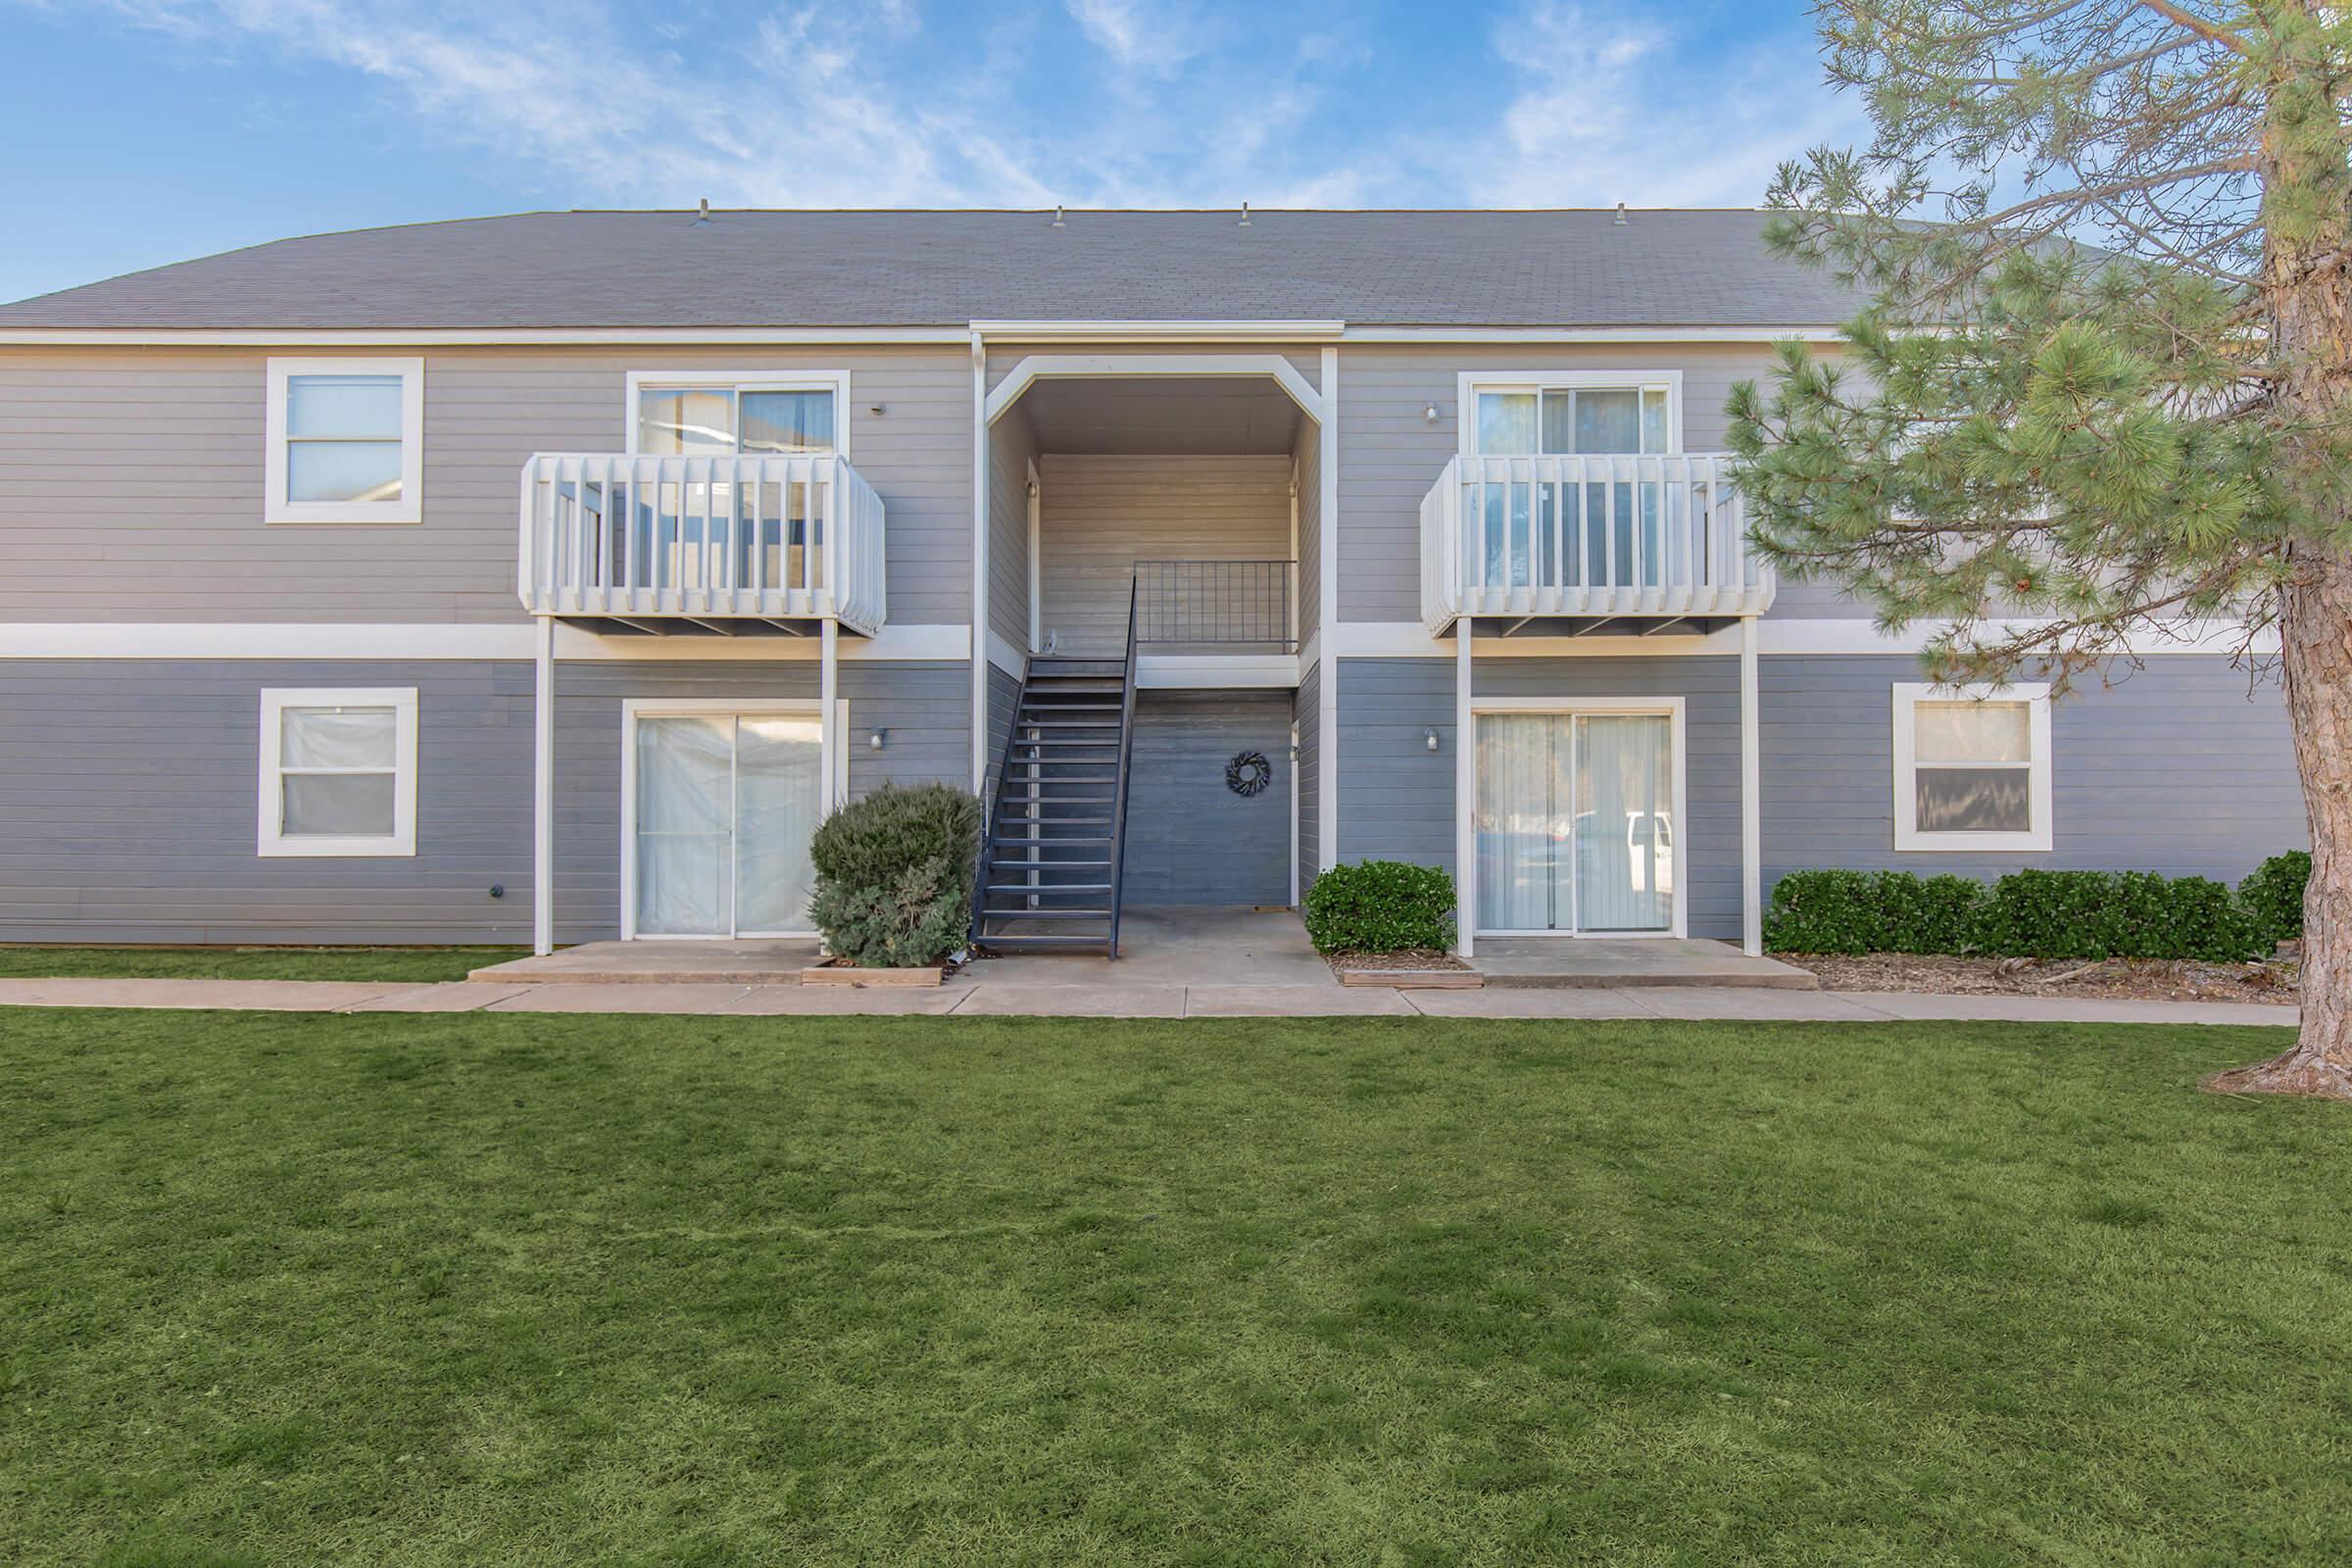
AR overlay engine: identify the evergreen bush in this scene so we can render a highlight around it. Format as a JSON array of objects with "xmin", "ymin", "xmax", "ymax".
[
  {"xmin": 807, "ymin": 784, "xmax": 982, "ymax": 968},
  {"xmin": 2238, "ymin": 851, "xmax": 2312, "ymax": 948},
  {"xmin": 1300, "ymin": 860, "xmax": 1456, "ymax": 954},
  {"xmin": 1766, "ymin": 865, "xmax": 2275, "ymax": 961}
]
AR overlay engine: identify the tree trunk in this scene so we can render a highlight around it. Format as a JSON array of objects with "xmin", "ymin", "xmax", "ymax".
[
  {"xmin": 2213, "ymin": 553, "xmax": 2352, "ymax": 1096},
  {"xmin": 2207, "ymin": 1, "xmax": 2352, "ymax": 1096}
]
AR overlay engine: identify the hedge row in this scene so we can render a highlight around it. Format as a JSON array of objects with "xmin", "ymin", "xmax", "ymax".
[{"xmin": 1764, "ymin": 856, "xmax": 2309, "ymax": 961}]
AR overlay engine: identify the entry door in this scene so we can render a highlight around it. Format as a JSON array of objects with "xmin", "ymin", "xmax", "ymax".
[
  {"xmin": 632, "ymin": 713, "xmax": 822, "ymax": 937},
  {"xmin": 1475, "ymin": 711, "xmax": 1674, "ymax": 934}
]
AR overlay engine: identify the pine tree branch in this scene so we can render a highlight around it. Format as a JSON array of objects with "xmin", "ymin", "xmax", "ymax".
[{"xmin": 2132, "ymin": 0, "xmax": 2249, "ymax": 55}]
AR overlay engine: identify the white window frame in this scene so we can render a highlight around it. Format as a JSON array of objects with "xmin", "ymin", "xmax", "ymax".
[
  {"xmin": 618, "ymin": 698, "xmax": 849, "ymax": 941},
  {"xmin": 622, "ymin": 370, "xmax": 852, "ymax": 458},
  {"xmin": 264, "ymin": 357, "xmax": 424, "ymax": 524},
  {"xmin": 1891, "ymin": 682, "xmax": 2053, "ymax": 852},
  {"xmin": 1469, "ymin": 695, "xmax": 1689, "ymax": 940},
  {"xmin": 258, "ymin": 687, "xmax": 418, "ymax": 857},
  {"xmin": 1457, "ymin": 369, "xmax": 1685, "ymax": 458}
]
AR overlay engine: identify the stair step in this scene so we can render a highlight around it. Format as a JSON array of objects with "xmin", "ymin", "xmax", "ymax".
[
  {"xmin": 979, "ymin": 934, "xmax": 1114, "ymax": 951},
  {"xmin": 988, "ymin": 835, "xmax": 1113, "ymax": 847},
  {"xmin": 987, "ymin": 881, "xmax": 1112, "ymax": 894},
  {"xmin": 981, "ymin": 907, "xmax": 1110, "ymax": 920},
  {"xmin": 1014, "ymin": 718, "xmax": 1121, "ymax": 728}
]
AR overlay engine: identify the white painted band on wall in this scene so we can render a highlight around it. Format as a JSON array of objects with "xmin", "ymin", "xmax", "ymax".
[{"xmin": 0, "ymin": 621, "xmax": 974, "ymax": 662}]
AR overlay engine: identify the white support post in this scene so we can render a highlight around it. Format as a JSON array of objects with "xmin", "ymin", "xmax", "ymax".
[
  {"xmin": 969, "ymin": 331, "xmax": 990, "ymax": 793},
  {"xmin": 531, "ymin": 614, "xmax": 555, "ymax": 956},
  {"xmin": 1740, "ymin": 612, "xmax": 1762, "ymax": 956},
  {"xmin": 1455, "ymin": 618, "xmax": 1475, "ymax": 959},
  {"xmin": 1316, "ymin": 346, "xmax": 1340, "ymax": 874},
  {"xmin": 820, "ymin": 617, "xmax": 841, "ymax": 813}
]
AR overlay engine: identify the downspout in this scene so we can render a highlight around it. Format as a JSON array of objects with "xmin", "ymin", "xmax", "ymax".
[
  {"xmin": 1455, "ymin": 617, "xmax": 1474, "ymax": 959},
  {"xmin": 531, "ymin": 614, "xmax": 554, "ymax": 956}
]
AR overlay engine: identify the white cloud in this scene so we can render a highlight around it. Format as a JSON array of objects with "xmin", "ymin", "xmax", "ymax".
[
  {"xmin": 1463, "ymin": 1, "xmax": 1866, "ymax": 209},
  {"xmin": 1062, "ymin": 0, "xmax": 1200, "ymax": 77}
]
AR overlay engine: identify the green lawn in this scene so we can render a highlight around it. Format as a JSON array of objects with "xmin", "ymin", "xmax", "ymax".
[
  {"xmin": 3, "ymin": 1011, "xmax": 2344, "ymax": 1566},
  {"xmin": 0, "ymin": 945, "xmax": 522, "ymax": 981}
]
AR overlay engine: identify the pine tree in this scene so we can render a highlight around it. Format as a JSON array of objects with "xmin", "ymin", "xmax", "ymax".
[{"xmin": 1729, "ymin": 0, "xmax": 2352, "ymax": 1096}]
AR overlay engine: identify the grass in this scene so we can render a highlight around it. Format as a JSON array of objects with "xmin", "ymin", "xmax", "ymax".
[
  {"xmin": 3, "ymin": 1009, "xmax": 2345, "ymax": 1566},
  {"xmin": 0, "ymin": 945, "xmax": 522, "ymax": 981}
]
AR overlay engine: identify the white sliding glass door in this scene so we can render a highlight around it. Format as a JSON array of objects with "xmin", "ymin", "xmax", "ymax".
[
  {"xmin": 1475, "ymin": 710, "xmax": 1676, "ymax": 935},
  {"xmin": 631, "ymin": 711, "xmax": 823, "ymax": 937}
]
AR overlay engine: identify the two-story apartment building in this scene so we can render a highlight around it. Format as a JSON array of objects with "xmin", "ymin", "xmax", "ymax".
[{"xmin": 0, "ymin": 209, "xmax": 2308, "ymax": 958}]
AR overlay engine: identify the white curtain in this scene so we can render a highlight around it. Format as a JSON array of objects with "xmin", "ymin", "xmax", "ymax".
[
  {"xmin": 1477, "ymin": 711, "xmax": 1673, "ymax": 934},
  {"xmin": 635, "ymin": 716, "xmax": 734, "ymax": 936},
  {"xmin": 1575, "ymin": 714, "xmax": 1672, "ymax": 931},
  {"xmin": 279, "ymin": 707, "xmax": 396, "ymax": 836},
  {"xmin": 734, "ymin": 717, "xmax": 822, "ymax": 934}
]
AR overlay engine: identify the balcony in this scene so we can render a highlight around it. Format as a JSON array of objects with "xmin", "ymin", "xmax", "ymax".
[
  {"xmin": 517, "ymin": 453, "xmax": 885, "ymax": 634},
  {"xmin": 1419, "ymin": 454, "xmax": 1772, "ymax": 634}
]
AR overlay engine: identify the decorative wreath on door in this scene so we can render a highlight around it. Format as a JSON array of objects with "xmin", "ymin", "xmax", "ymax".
[{"xmin": 1225, "ymin": 750, "xmax": 1273, "ymax": 798}]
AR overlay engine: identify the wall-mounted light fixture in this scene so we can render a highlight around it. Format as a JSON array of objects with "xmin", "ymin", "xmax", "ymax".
[
  {"xmin": 1425, "ymin": 728, "xmax": 1441, "ymax": 753},
  {"xmin": 868, "ymin": 403, "xmax": 887, "ymax": 416},
  {"xmin": 1424, "ymin": 404, "xmax": 1441, "ymax": 423},
  {"xmin": 869, "ymin": 728, "xmax": 887, "ymax": 751}
]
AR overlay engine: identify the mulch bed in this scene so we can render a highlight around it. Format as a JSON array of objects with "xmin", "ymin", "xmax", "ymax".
[
  {"xmin": 1324, "ymin": 948, "xmax": 1474, "ymax": 977},
  {"xmin": 1784, "ymin": 952, "xmax": 2300, "ymax": 1005}
]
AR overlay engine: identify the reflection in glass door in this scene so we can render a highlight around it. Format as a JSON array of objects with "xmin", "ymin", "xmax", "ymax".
[
  {"xmin": 1475, "ymin": 711, "xmax": 1674, "ymax": 934},
  {"xmin": 633, "ymin": 713, "xmax": 822, "ymax": 937}
]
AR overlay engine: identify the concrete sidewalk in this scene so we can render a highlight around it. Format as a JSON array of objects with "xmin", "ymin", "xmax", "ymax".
[{"xmin": 0, "ymin": 975, "xmax": 2297, "ymax": 1026}]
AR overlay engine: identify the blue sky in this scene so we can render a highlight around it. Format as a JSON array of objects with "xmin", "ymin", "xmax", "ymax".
[{"xmin": 5, "ymin": 0, "xmax": 1862, "ymax": 305}]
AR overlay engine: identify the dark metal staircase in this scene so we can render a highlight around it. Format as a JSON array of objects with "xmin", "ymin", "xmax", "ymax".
[{"xmin": 973, "ymin": 584, "xmax": 1140, "ymax": 956}]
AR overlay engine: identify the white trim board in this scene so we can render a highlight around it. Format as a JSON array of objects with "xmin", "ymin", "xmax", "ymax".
[
  {"xmin": 1137, "ymin": 655, "xmax": 1298, "ymax": 689},
  {"xmin": 971, "ymin": 319, "xmax": 1345, "ymax": 342},
  {"xmin": 1891, "ymin": 681, "xmax": 2053, "ymax": 853},
  {"xmin": 984, "ymin": 353, "xmax": 1327, "ymax": 425},
  {"xmin": 1325, "ymin": 619, "xmax": 2278, "ymax": 660},
  {"xmin": 0, "ymin": 324, "xmax": 1845, "ymax": 349},
  {"xmin": 0, "ymin": 621, "xmax": 972, "ymax": 662},
  {"xmin": 986, "ymin": 628, "xmax": 1029, "ymax": 679}
]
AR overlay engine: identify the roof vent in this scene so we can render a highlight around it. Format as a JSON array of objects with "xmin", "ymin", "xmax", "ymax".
[
  {"xmin": 1612, "ymin": 202, "xmax": 1627, "ymax": 225},
  {"xmin": 1052, "ymin": 204, "xmax": 1064, "ymax": 226},
  {"xmin": 1239, "ymin": 201, "xmax": 1251, "ymax": 227},
  {"xmin": 693, "ymin": 198, "xmax": 712, "ymax": 226}
]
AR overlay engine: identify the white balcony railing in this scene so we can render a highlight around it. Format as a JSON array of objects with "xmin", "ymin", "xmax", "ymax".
[
  {"xmin": 1419, "ymin": 454, "xmax": 1772, "ymax": 633},
  {"xmin": 517, "ymin": 453, "xmax": 886, "ymax": 634}
]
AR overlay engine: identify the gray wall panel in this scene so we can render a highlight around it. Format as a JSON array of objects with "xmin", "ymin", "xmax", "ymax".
[
  {"xmin": 1295, "ymin": 663, "xmax": 1320, "ymax": 894},
  {"xmin": 1121, "ymin": 690, "xmax": 1294, "ymax": 906},
  {"xmin": 0, "ymin": 345, "xmax": 975, "ymax": 626},
  {"xmin": 987, "ymin": 406, "xmax": 1037, "ymax": 651},
  {"xmin": 1760, "ymin": 655, "xmax": 2307, "ymax": 889}
]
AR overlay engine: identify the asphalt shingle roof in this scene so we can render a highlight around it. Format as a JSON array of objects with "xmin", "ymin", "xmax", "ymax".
[{"xmin": 0, "ymin": 209, "xmax": 1857, "ymax": 330}]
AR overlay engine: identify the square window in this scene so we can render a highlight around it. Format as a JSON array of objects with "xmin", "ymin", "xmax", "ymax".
[
  {"xmin": 1892, "ymin": 684, "xmax": 2051, "ymax": 852},
  {"xmin": 259, "ymin": 689, "xmax": 417, "ymax": 856},
  {"xmin": 266, "ymin": 359, "xmax": 423, "ymax": 523}
]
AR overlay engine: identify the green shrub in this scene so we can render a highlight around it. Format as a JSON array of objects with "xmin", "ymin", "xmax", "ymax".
[
  {"xmin": 1767, "ymin": 865, "xmax": 2269, "ymax": 961},
  {"xmin": 1973, "ymin": 869, "xmax": 2265, "ymax": 961},
  {"xmin": 807, "ymin": 783, "xmax": 982, "ymax": 968},
  {"xmin": 1300, "ymin": 860, "xmax": 1456, "ymax": 954},
  {"xmin": 2239, "ymin": 851, "xmax": 2311, "ymax": 948},
  {"xmin": 1762, "ymin": 869, "xmax": 1882, "ymax": 955}
]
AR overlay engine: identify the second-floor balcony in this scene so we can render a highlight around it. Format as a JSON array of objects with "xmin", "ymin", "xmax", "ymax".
[
  {"xmin": 517, "ymin": 453, "xmax": 886, "ymax": 634},
  {"xmin": 1420, "ymin": 454, "xmax": 1773, "ymax": 633}
]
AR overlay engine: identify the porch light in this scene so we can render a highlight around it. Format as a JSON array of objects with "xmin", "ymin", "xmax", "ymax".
[
  {"xmin": 1424, "ymin": 404, "xmax": 1440, "ymax": 422},
  {"xmin": 1426, "ymin": 728, "xmax": 1441, "ymax": 753},
  {"xmin": 870, "ymin": 728, "xmax": 887, "ymax": 751}
]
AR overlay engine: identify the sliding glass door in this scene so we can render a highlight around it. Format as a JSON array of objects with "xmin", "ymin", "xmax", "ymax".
[
  {"xmin": 1475, "ymin": 710, "xmax": 1675, "ymax": 934},
  {"xmin": 632, "ymin": 712, "xmax": 822, "ymax": 938}
]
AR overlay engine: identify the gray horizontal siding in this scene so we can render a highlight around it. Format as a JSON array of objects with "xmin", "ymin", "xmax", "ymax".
[
  {"xmin": 1761, "ymin": 655, "xmax": 2306, "ymax": 889},
  {"xmin": 987, "ymin": 407, "xmax": 1036, "ymax": 652},
  {"xmin": 1122, "ymin": 691, "xmax": 1293, "ymax": 906},
  {"xmin": 1037, "ymin": 454, "xmax": 1292, "ymax": 656},
  {"xmin": 0, "ymin": 345, "xmax": 974, "ymax": 626},
  {"xmin": 983, "ymin": 662, "xmax": 1021, "ymax": 806},
  {"xmin": 0, "ymin": 660, "xmax": 534, "ymax": 944}
]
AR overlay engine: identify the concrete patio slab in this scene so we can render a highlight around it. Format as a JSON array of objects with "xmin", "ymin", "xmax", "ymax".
[
  {"xmin": 1402, "ymin": 987, "xmax": 1672, "ymax": 1018},
  {"xmin": 342, "ymin": 982, "xmax": 538, "ymax": 1013},
  {"xmin": 481, "ymin": 983, "xmax": 756, "ymax": 1014},
  {"xmin": 717, "ymin": 985, "xmax": 972, "ymax": 1015},
  {"xmin": 1472, "ymin": 938, "xmax": 1819, "ymax": 990},
  {"xmin": 969, "ymin": 906, "xmax": 1334, "ymax": 988},
  {"xmin": 950, "ymin": 983, "xmax": 1187, "ymax": 1017},
  {"xmin": 1842, "ymin": 991, "xmax": 2298, "ymax": 1027},
  {"xmin": 469, "ymin": 938, "xmax": 823, "ymax": 985},
  {"xmin": 1614, "ymin": 986, "xmax": 1894, "ymax": 1021},
  {"xmin": 0, "ymin": 977, "xmax": 405, "ymax": 1011},
  {"xmin": 1184, "ymin": 984, "xmax": 1416, "ymax": 1016}
]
